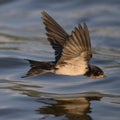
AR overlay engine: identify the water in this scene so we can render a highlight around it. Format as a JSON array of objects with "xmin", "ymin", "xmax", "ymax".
[{"xmin": 0, "ymin": 0, "xmax": 120, "ymax": 120}]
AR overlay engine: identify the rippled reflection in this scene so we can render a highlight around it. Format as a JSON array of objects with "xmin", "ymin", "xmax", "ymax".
[{"xmin": 37, "ymin": 97, "xmax": 101, "ymax": 120}]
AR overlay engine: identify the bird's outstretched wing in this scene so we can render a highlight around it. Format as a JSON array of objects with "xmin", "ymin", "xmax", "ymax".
[
  {"xmin": 57, "ymin": 23, "xmax": 92, "ymax": 66},
  {"xmin": 41, "ymin": 11, "xmax": 69, "ymax": 62}
]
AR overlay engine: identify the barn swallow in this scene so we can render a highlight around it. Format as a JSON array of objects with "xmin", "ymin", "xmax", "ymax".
[{"xmin": 24, "ymin": 11, "xmax": 105, "ymax": 79}]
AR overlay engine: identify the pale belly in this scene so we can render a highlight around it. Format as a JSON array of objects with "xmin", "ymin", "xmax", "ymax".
[{"xmin": 55, "ymin": 64, "xmax": 88, "ymax": 76}]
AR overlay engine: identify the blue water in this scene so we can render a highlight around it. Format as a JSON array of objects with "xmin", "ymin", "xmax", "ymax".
[{"xmin": 0, "ymin": 0, "xmax": 120, "ymax": 120}]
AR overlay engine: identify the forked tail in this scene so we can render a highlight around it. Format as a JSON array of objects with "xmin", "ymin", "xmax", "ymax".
[{"xmin": 22, "ymin": 59, "xmax": 55, "ymax": 78}]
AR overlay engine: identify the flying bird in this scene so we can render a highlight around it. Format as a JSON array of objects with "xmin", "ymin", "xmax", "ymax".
[{"xmin": 24, "ymin": 11, "xmax": 105, "ymax": 79}]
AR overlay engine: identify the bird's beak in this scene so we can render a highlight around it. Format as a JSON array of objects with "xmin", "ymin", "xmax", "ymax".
[
  {"xmin": 103, "ymin": 74, "xmax": 106, "ymax": 77},
  {"xmin": 90, "ymin": 74, "xmax": 106, "ymax": 79},
  {"xmin": 99, "ymin": 74, "xmax": 106, "ymax": 78}
]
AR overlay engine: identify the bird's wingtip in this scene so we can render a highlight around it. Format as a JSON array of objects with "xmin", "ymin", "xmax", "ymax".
[{"xmin": 41, "ymin": 10, "xmax": 48, "ymax": 15}]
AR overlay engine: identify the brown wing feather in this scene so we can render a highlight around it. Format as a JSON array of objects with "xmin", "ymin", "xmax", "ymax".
[
  {"xmin": 57, "ymin": 23, "xmax": 92, "ymax": 65},
  {"xmin": 41, "ymin": 11, "xmax": 69, "ymax": 62},
  {"xmin": 83, "ymin": 23, "xmax": 91, "ymax": 50}
]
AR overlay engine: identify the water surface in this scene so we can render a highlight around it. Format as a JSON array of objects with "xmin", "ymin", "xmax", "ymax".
[{"xmin": 0, "ymin": 0, "xmax": 120, "ymax": 120}]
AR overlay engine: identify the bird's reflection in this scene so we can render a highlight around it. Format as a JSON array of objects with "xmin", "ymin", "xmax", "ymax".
[{"xmin": 37, "ymin": 96, "xmax": 101, "ymax": 120}]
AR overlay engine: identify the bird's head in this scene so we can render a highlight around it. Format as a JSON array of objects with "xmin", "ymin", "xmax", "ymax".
[{"xmin": 85, "ymin": 65, "xmax": 105, "ymax": 79}]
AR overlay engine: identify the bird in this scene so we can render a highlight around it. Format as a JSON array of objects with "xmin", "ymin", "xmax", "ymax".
[{"xmin": 23, "ymin": 11, "xmax": 105, "ymax": 79}]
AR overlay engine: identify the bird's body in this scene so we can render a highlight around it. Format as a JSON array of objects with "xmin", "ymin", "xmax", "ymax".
[
  {"xmin": 55, "ymin": 57, "xmax": 88, "ymax": 75},
  {"xmin": 24, "ymin": 11, "xmax": 105, "ymax": 79}
]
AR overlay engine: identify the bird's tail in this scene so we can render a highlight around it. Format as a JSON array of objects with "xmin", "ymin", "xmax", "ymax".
[{"xmin": 22, "ymin": 59, "xmax": 55, "ymax": 78}]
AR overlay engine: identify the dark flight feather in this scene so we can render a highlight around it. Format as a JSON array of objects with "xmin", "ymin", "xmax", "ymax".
[{"xmin": 41, "ymin": 11, "xmax": 69, "ymax": 62}]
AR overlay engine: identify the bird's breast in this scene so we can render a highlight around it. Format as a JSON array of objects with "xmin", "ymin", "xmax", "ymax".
[{"xmin": 55, "ymin": 64, "xmax": 88, "ymax": 76}]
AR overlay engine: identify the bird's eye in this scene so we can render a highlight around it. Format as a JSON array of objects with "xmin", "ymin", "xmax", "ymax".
[
  {"xmin": 94, "ymin": 71, "xmax": 101, "ymax": 75},
  {"xmin": 97, "ymin": 71, "xmax": 101, "ymax": 74}
]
